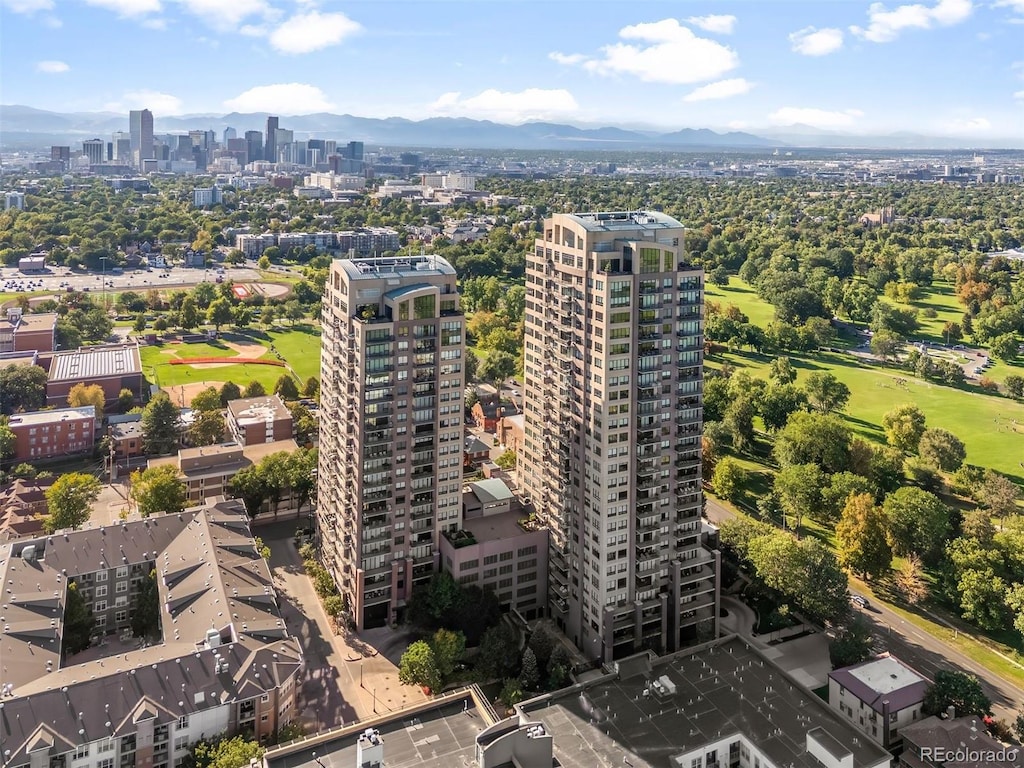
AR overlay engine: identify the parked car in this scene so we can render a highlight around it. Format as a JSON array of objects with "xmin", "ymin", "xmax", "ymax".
[{"xmin": 850, "ymin": 595, "xmax": 869, "ymax": 608}]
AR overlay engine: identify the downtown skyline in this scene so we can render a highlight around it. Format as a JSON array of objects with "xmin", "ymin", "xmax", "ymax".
[{"xmin": 1, "ymin": 0, "xmax": 1024, "ymax": 141}]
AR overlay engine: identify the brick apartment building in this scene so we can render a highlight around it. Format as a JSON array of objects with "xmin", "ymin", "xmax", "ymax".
[
  {"xmin": 7, "ymin": 405, "xmax": 97, "ymax": 461},
  {"xmin": 0, "ymin": 308, "xmax": 57, "ymax": 353},
  {"xmin": 0, "ymin": 497, "xmax": 303, "ymax": 768},
  {"xmin": 226, "ymin": 395, "xmax": 294, "ymax": 445}
]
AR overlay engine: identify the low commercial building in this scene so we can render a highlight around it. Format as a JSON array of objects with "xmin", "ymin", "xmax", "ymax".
[
  {"xmin": 46, "ymin": 342, "xmax": 143, "ymax": 405},
  {"xmin": 148, "ymin": 439, "xmax": 300, "ymax": 512},
  {"xmin": 0, "ymin": 497, "xmax": 303, "ymax": 768},
  {"xmin": 518, "ymin": 635, "xmax": 893, "ymax": 768},
  {"xmin": 7, "ymin": 405, "xmax": 96, "ymax": 461},
  {"xmin": 439, "ymin": 478, "xmax": 548, "ymax": 620},
  {"xmin": 18, "ymin": 254, "xmax": 46, "ymax": 272},
  {"xmin": 0, "ymin": 308, "xmax": 58, "ymax": 353},
  {"xmin": 829, "ymin": 653, "xmax": 929, "ymax": 749},
  {"xmin": 900, "ymin": 714, "xmax": 1022, "ymax": 768},
  {"xmin": 226, "ymin": 394, "xmax": 294, "ymax": 445}
]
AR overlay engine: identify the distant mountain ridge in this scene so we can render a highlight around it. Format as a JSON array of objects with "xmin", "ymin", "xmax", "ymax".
[
  {"xmin": 2, "ymin": 105, "xmax": 1018, "ymax": 150},
  {"xmin": 0, "ymin": 105, "xmax": 777, "ymax": 150}
]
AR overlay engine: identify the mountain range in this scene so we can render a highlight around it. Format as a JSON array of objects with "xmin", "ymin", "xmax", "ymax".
[{"xmin": 0, "ymin": 105, "xmax": 1015, "ymax": 151}]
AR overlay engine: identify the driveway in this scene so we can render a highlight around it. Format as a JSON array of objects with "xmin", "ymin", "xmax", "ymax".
[{"xmin": 261, "ymin": 521, "xmax": 426, "ymax": 730}]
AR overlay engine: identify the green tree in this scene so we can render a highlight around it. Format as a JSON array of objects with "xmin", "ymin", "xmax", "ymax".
[
  {"xmin": 130, "ymin": 570, "xmax": 161, "ymax": 640},
  {"xmin": 206, "ymin": 297, "xmax": 233, "ymax": 330},
  {"xmin": 836, "ymin": 493, "xmax": 892, "ymax": 580},
  {"xmin": 774, "ymin": 411, "xmax": 852, "ymax": 474},
  {"xmin": 289, "ymin": 403, "xmax": 317, "ymax": 445},
  {"xmin": 495, "ymin": 450, "xmax": 517, "ymax": 470},
  {"xmin": 475, "ymin": 622, "xmax": 520, "ymax": 680},
  {"xmin": 724, "ymin": 395, "xmax": 756, "ymax": 453},
  {"xmin": 243, "ymin": 380, "xmax": 266, "ymax": 398},
  {"xmin": 0, "ymin": 420, "xmax": 15, "ymax": 461},
  {"xmin": 190, "ymin": 386, "xmax": 223, "ymax": 413},
  {"xmin": 117, "ymin": 387, "xmax": 135, "ymax": 413},
  {"xmin": 189, "ymin": 409, "xmax": 226, "ymax": 446},
  {"xmin": 188, "ymin": 736, "xmax": 265, "ymax": 768},
  {"xmin": 918, "ymin": 428, "xmax": 967, "ymax": 472},
  {"xmin": 711, "ymin": 457, "xmax": 745, "ymax": 501},
  {"xmin": 821, "ymin": 472, "xmax": 877, "ymax": 522},
  {"xmin": 773, "ymin": 463, "xmax": 824, "ymax": 533},
  {"xmin": 882, "ymin": 403, "xmax": 927, "ymax": 454},
  {"xmin": 922, "ymin": 670, "xmax": 992, "ymax": 717},
  {"xmin": 230, "ymin": 463, "xmax": 269, "ymax": 517},
  {"xmin": 231, "ymin": 304, "xmax": 251, "ymax": 329},
  {"xmin": 769, "ymin": 356, "xmax": 797, "ymax": 385},
  {"xmin": 1004, "ymin": 374, "xmax": 1024, "ymax": 399},
  {"xmin": 758, "ymin": 383, "xmax": 808, "ymax": 432},
  {"xmin": 67, "ymin": 382, "xmax": 105, "ymax": 421},
  {"xmin": 870, "ymin": 330, "xmax": 902, "ymax": 362},
  {"xmin": 44, "ymin": 472, "xmax": 101, "ymax": 533},
  {"xmin": 981, "ymin": 470, "xmax": 1021, "ymax": 523},
  {"xmin": 797, "ymin": 540, "xmax": 851, "ymax": 624},
  {"xmin": 478, "ymin": 351, "xmax": 517, "ymax": 388},
  {"xmin": 129, "ymin": 465, "xmax": 187, "ymax": 517},
  {"xmin": 748, "ymin": 533, "xmax": 804, "ymax": 596},
  {"xmin": 829, "ymin": 617, "xmax": 873, "ymax": 669},
  {"xmin": 63, "ymin": 581, "xmax": 95, "ymax": 655},
  {"xmin": 133, "ymin": 312, "xmax": 147, "ymax": 333},
  {"xmin": 219, "ymin": 381, "xmax": 242, "ymax": 405},
  {"xmin": 302, "ymin": 376, "xmax": 319, "ymax": 398},
  {"xmin": 518, "ymin": 647, "xmax": 540, "ymax": 691},
  {"xmin": 0, "ymin": 364, "xmax": 48, "ymax": 414},
  {"xmin": 958, "ymin": 568, "xmax": 1011, "ymax": 630},
  {"xmin": 142, "ymin": 392, "xmax": 180, "ymax": 455},
  {"xmin": 883, "ymin": 487, "xmax": 951, "ymax": 565},
  {"xmin": 989, "ymin": 333, "xmax": 1019, "ymax": 363},
  {"xmin": 179, "ymin": 295, "xmax": 200, "ymax": 329},
  {"xmin": 399, "ymin": 640, "xmax": 442, "ymax": 693},
  {"xmin": 804, "ymin": 372, "xmax": 851, "ymax": 414},
  {"xmin": 274, "ymin": 374, "xmax": 299, "ymax": 400},
  {"xmin": 430, "ymin": 628, "xmax": 466, "ymax": 679},
  {"xmin": 499, "ymin": 678, "xmax": 524, "ymax": 708}
]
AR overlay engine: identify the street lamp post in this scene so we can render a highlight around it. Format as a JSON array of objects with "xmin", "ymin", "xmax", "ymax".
[
  {"xmin": 99, "ymin": 256, "xmax": 109, "ymax": 310},
  {"xmin": 372, "ymin": 687, "xmax": 377, "ymax": 714}
]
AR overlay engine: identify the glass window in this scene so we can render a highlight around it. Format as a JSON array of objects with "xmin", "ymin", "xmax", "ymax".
[
  {"xmin": 414, "ymin": 294, "xmax": 436, "ymax": 319},
  {"xmin": 398, "ymin": 301, "xmax": 409, "ymax": 321}
]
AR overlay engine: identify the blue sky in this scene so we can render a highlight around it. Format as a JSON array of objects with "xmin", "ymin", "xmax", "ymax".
[{"xmin": 2, "ymin": 0, "xmax": 1023, "ymax": 137}]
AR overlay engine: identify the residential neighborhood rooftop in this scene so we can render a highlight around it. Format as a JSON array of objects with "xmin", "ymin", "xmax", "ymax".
[{"xmin": 829, "ymin": 654, "xmax": 929, "ymax": 713}]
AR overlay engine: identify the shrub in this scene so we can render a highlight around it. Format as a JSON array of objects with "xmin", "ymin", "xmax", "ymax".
[{"xmin": 978, "ymin": 376, "xmax": 999, "ymax": 392}]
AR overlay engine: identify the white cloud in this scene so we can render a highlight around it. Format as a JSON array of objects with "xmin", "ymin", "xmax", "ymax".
[
  {"xmin": 1, "ymin": 0, "xmax": 53, "ymax": 13},
  {"xmin": 850, "ymin": 0, "xmax": 973, "ymax": 43},
  {"xmin": 36, "ymin": 59, "xmax": 69, "ymax": 73},
  {"xmin": 683, "ymin": 78, "xmax": 753, "ymax": 102},
  {"xmin": 789, "ymin": 26, "xmax": 844, "ymax": 56},
  {"xmin": 769, "ymin": 107, "xmax": 865, "ymax": 129},
  {"xmin": 945, "ymin": 116, "xmax": 991, "ymax": 132},
  {"xmin": 685, "ymin": 14, "xmax": 736, "ymax": 34},
  {"xmin": 175, "ymin": 0, "xmax": 275, "ymax": 32},
  {"xmin": 141, "ymin": 17, "xmax": 167, "ymax": 29},
  {"xmin": 104, "ymin": 90, "xmax": 183, "ymax": 114},
  {"xmin": 268, "ymin": 10, "xmax": 362, "ymax": 54},
  {"xmin": 429, "ymin": 88, "xmax": 580, "ymax": 123},
  {"xmin": 224, "ymin": 83, "xmax": 334, "ymax": 114},
  {"xmin": 552, "ymin": 18, "xmax": 739, "ymax": 85},
  {"xmin": 84, "ymin": 0, "xmax": 161, "ymax": 18},
  {"xmin": 994, "ymin": 0, "xmax": 1024, "ymax": 12},
  {"xmin": 1015, "ymin": 90, "xmax": 1024, "ymax": 99},
  {"xmin": 549, "ymin": 52, "xmax": 586, "ymax": 65}
]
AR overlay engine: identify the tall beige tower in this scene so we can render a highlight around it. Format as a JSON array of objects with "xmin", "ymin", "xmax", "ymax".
[
  {"xmin": 521, "ymin": 211, "xmax": 718, "ymax": 662},
  {"xmin": 317, "ymin": 255, "xmax": 466, "ymax": 629}
]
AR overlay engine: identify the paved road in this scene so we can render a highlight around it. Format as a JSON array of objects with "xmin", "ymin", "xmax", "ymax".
[
  {"xmin": 705, "ymin": 495, "xmax": 1024, "ymax": 720},
  {"xmin": 1, "ymin": 265, "xmax": 261, "ymax": 301},
  {"xmin": 260, "ymin": 521, "xmax": 426, "ymax": 731}
]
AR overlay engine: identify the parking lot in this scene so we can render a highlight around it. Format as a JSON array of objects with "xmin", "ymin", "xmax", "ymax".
[{"xmin": 1, "ymin": 264, "xmax": 262, "ymax": 299}]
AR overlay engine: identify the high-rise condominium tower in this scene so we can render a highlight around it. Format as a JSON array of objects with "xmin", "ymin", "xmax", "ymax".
[
  {"xmin": 128, "ymin": 109, "xmax": 153, "ymax": 169},
  {"xmin": 317, "ymin": 255, "xmax": 466, "ymax": 629},
  {"xmin": 521, "ymin": 211, "xmax": 718, "ymax": 662}
]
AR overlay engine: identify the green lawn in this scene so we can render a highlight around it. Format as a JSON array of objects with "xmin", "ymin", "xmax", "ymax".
[
  {"xmin": 709, "ymin": 347, "xmax": 1024, "ymax": 481},
  {"xmin": 706, "ymin": 282, "xmax": 777, "ymax": 328},
  {"xmin": 140, "ymin": 337, "xmax": 283, "ymax": 390},
  {"xmin": 893, "ymin": 281, "xmax": 966, "ymax": 345},
  {"xmin": 268, "ymin": 326, "xmax": 322, "ymax": 381}
]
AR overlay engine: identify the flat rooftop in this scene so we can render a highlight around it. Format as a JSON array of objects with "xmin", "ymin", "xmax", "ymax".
[
  {"xmin": 336, "ymin": 254, "xmax": 456, "ymax": 281},
  {"xmin": 561, "ymin": 210, "xmax": 684, "ymax": 232},
  {"xmin": 463, "ymin": 509, "xmax": 527, "ymax": 542},
  {"xmin": 848, "ymin": 655, "xmax": 925, "ymax": 694},
  {"xmin": 8, "ymin": 405, "xmax": 95, "ymax": 426},
  {"xmin": 519, "ymin": 636, "xmax": 891, "ymax": 768},
  {"xmin": 48, "ymin": 342, "xmax": 142, "ymax": 381},
  {"xmin": 829, "ymin": 653, "xmax": 929, "ymax": 713},
  {"xmin": 7, "ymin": 311, "xmax": 57, "ymax": 333},
  {"xmin": 266, "ymin": 693, "xmax": 489, "ymax": 768},
  {"xmin": 227, "ymin": 394, "xmax": 291, "ymax": 423},
  {"xmin": 469, "ymin": 477, "xmax": 514, "ymax": 504}
]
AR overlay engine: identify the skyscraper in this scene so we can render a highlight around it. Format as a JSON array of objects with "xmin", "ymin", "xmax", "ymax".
[
  {"xmin": 317, "ymin": 255, "xmax": 466, "ymax": 630},
  {"xmin": 82, "ymin": 138, "xmax": 104, "ymax": 166},
  {"xmin": 223, "ymin": 126, "xmax": 236, "ymax": 144},
  {"xmin": 244, "ymin": 130, "xmax": 263, "ymax": 164},
  {"xmin": 265, "ymin": 116, "xmax": 279, "ymax": 162},
  {"xmin": 521, "ymin": 211, "xmax": 718, "ymax": 662},
  {"xmin": 128, "ymin": 109, "xmax": 154, "ymax": 170}
]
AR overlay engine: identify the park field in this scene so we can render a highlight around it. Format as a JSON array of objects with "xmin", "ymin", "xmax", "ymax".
[
  {"xmin": 709, "ymin": 347, "xmax": 1024, "ymax": 482},
  {"xmin": 140, "ymin": 326, "xmax": 321, "ymax": 397}
]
